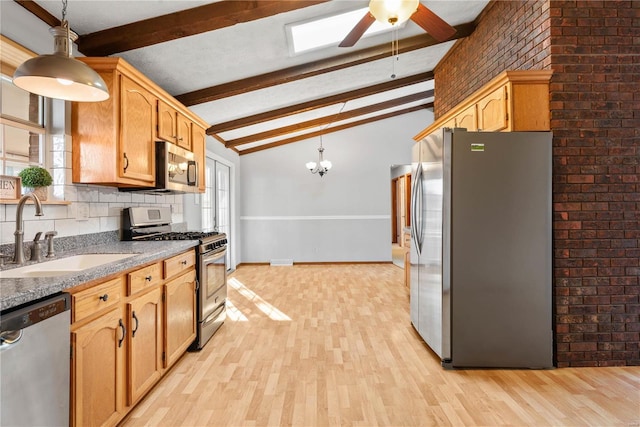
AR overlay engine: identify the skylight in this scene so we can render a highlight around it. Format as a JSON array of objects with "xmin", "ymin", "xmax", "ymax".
[{"xmin": 287, "ymin": 7, "xmax": 401, "ymax": 55}]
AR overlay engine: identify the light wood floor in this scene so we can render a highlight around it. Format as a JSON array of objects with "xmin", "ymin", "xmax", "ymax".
[{"xmin": 123, "ymin": 264, "xmax": 640, "ymax": 426}]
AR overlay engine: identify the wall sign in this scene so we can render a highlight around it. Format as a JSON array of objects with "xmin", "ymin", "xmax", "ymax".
[{"xmin": 0, "ymin": 175, "xmax": 21, "ymax": 200}]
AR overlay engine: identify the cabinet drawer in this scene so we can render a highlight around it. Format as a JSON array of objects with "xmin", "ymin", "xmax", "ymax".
[
  {"xmin": 164, "ymin": 250, "xmax": 196, "ymax": 280},
  {"xmin": 128, "ymin": 263, "xmax": 162, "ymax": 295},
  {"xmin": 72, "ymin": 277, "xmax": 123, "ymax": 323}
]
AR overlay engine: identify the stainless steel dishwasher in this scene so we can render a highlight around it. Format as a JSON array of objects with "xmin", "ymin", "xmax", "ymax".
[{"xmin": 0, "ymin": 293, "xmax": 71, "ymax": 426}]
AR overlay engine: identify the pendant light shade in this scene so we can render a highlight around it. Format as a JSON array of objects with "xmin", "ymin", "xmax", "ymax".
[{"xmin": 13, "ymin": 18, "xmax": 109, "ymax": 102}]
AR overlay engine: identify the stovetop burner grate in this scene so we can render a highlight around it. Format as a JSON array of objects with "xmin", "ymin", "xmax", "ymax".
[{"xmin": 139, "ymin": 231, "xmax": 220, "ymax": 241}]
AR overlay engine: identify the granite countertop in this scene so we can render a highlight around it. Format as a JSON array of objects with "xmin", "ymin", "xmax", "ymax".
[{"xmin": 0, "ymin": 240, "xmax": 198, "ymax": 311}]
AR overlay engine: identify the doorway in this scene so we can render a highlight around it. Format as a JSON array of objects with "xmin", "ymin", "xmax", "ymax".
[{"xmin": 390, "ymin": 165, "xmax": 411, "ymax": 268}]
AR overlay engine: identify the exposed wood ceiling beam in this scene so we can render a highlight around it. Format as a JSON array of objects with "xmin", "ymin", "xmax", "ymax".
[
  {"xmin": 207, "ymin": 72, "xmax": 434, "ymax": 135},
  {"xmin": 238, "ymin": 104, "xmax": 432, "ymax": 155},
  {"xmin": 76, "ymin": 0, "xmax": 330, "ymax": 57},
  {"xmin": 224, "ymin": 90, "xmax": 434, "ymax": 147},
  {"xmin": 14, "ymin": 0, "xmax": 62, "ymax": 28},
  {"xmin": 176, "ymin": 22, "xmax": 475, "ymax": 106}
]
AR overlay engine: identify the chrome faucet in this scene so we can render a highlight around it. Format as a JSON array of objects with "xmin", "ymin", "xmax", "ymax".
[{"xmin": 13, "ymin": 193, "xmax": 44, "ymax": 265}]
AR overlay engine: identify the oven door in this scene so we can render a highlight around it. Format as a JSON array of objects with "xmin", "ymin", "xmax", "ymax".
[{"xmin": 199, "ymin": 247, "xmax": 227, "ymax": 319}]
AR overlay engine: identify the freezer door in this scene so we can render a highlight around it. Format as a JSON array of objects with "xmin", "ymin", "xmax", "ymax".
[{"xmin": 449, "ymin": 130, "xmax": 553, "ymax": 368}]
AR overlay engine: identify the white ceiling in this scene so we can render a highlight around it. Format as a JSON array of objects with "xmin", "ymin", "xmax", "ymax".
[{"xmin": 31, "ymin": 0, "xmax": 490, "ymax": 154}]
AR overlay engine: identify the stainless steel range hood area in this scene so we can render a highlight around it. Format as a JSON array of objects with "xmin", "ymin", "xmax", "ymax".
[{"xmin": 120, "ymin": 141, "xmax": 198, "ymax": 194}]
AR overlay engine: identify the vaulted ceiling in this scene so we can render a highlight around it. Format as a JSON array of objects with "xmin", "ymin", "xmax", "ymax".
[{"xmin": 17, "ymin": 0, "xmax": 490, "ymax": 154}]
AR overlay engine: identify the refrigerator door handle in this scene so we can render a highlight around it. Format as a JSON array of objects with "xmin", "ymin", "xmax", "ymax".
[{"xmin": 411, "ymin": 163, "xmax": 423, "ymax": 255}]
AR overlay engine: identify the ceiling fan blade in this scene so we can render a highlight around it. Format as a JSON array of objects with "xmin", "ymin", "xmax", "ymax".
[
  {"xmin": 411, "ymin": 3, "xmax": 457, "ymax": 42},
  {"xmin": 339, "ymin": 13, "xmax": 376, "ymax": 47}
]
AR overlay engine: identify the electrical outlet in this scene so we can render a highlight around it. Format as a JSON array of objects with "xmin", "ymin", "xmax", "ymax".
[{"xmin": 76, "ymin": 204, "xmax": 89, "ymax": 221}]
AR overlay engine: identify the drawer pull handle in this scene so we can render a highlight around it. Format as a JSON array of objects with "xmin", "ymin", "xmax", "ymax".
[
  {"xmin": 181, "ymin": 260, "xmax": 187, "ymax": 265},
  {"xmin": 132, "ymin": 311, "xmax": 139, "ymax": 338},
  {"xmin": 99, "ymin": 294, "xmax": 109, "ymax": 302},
  {"xmin": 145, "ymin": 275, "xmax": 152, "ymax": 281},
  {"xmin": 118, "ymin": 319, "xmax": 126, "ymax": 348}
]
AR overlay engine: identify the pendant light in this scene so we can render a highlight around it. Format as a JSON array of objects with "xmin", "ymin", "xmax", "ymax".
[{"xmin": 12, "ymin": 0, "xmax": 109, "ymax": 102}]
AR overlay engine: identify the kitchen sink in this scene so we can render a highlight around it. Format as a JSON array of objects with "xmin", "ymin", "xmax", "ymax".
[{"xmin": 0, "ymin": 253, "xmax": 139, "ymax": 279}]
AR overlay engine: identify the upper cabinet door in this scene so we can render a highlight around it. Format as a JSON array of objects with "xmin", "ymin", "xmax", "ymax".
[
  {"xmin": 157, "ymin": 100, "xmax": 177, "ymax": 143},
  {"xmin": 176, "ymin": 114, "xmax": 192, "ymax": 150},
  {"xmin": 120, "ymin": 75, "xmax": 156, "ymax": 184},
  {"xmin": 191, "ymin": 125, "xmax": 206, "ymax": 193},
  {"xmin": 477, "ymin": 85, "xmax": 508, "ymax": 132}
]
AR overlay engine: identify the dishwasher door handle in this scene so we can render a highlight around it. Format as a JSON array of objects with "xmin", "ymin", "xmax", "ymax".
[{"xmin": 0, "ymin": 330, "xmax": 23, "ymax": 346}]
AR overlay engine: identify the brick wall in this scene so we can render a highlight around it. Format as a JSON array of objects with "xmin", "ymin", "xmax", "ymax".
[
  {"xmin": 434, "ymin": 0, "xmax": 639, "ymax": 367},
  {"xmin": 434, "ymin": 0, "xmax": 552, "ymax": 115}
]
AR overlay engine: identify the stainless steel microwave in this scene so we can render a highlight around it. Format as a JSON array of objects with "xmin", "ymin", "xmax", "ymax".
[
  {"xmin": 156, "ymin": 141, "xmax": 197, "ymax": 193},
  {"xmin": 120, "ymin": 141, "xmax": 198, "ymax": 194}
]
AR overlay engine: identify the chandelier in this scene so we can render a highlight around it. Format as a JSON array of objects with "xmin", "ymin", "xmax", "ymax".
[
  {"xmin": 305, "ymin": 103, "xmax": 347, "ymax": 178},
  {"xmin": 305, "ymin": 138, "xmax": 332, "ymax": 177}
]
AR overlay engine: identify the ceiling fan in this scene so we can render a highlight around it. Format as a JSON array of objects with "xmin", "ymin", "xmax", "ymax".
[{"xmin": 339, "ymin": 0, "xmax": 457, "ymax": 47}]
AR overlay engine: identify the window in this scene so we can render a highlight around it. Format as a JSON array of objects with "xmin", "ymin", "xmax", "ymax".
[
  {"xmin": 202, "ymin": 157, "xmax": 232, "ymax": 269},
  {"xmin": 286, "ymin": 7, "xmax": 401, "ymax": 54},
  {"xmin": 0, "ymin": 72, "xmax": 45, "ymax": 176}
]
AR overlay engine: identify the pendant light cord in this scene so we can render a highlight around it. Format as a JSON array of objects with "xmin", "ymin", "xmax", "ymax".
[
  {"xmin": 319, "ymin": 102, "xmax": 347, "ymax": 148},
  {"xmin": 391, "ymin": 27, "xmax": 399, "ymax": 79},
  {"xmin": 61, "ymin": 0, "xmax": 67, "ymax": 22}
]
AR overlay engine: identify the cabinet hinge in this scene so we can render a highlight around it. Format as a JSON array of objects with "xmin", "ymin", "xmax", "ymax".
[
  {"xmin": 505, "ymin": 112, "xmax": 509, "ymax": 122},
  {"xmin": 505, "ymin": 89, "xmax": 508, "ymax": 100}
]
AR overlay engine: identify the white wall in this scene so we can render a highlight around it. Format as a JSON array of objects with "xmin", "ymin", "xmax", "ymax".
[{"xmin": 240, "ymin": 110, "xmax": 432, "ymax": 263}]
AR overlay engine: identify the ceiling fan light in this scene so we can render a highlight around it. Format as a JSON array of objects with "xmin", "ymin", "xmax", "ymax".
[
  {"xmin": 12, "ymin": 25, "xmax": 109, "ymax": 102},
  {"xmin": 369, "ymin": 0, "xmax": 419, "ymax": 26}
]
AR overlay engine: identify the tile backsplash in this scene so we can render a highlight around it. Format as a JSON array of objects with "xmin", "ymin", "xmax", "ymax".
[
  {"xmin": 0, "ymin": 134, "xmax": 184, "ymax": 246},
  {"xmin": 0, "ymin": 185, "xmax": 184, "ymax": 245}
]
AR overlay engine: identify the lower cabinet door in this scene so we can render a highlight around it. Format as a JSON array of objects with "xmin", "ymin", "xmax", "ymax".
[
  {"xmin": 127, "ymin": 287, "xmax": 163, "ymax": 405},
  {"xmin": 71, "ymin": 307, "xmax": 125, "ymax": 427},
  {"xmin": 164, "ymin": 269, "xmax": 197, "ymax": 367}
]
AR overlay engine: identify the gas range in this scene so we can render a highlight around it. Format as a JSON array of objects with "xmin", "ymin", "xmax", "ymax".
[
  {"xmin": 121, "ymin": 206, "xmax": 228, "ymax": 350},
  {"xmin": 121, "ymin": 207, "xmax": 227, "ymax": 254}
]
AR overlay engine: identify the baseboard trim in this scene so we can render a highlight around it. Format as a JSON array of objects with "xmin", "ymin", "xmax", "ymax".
[{"xmin": 236, "ymin": 261, "xmax": 393, "ymax": 268}]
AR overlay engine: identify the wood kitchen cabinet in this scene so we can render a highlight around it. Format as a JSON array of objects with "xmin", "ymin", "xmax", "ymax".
[
  {"xmin": 157, "ymin": 100, "xmax": 192, "ymax": 150},
  {"xmin": 120, "ymin": 75, "xmax": 157, "ymax": 183},
  {"xmin": 70, "ymin": 274, "xmax": 126, "ymax": 427},
  {"xmin": 164, "ymin": 270, "xmax": 197, "ymax": 367},
  {"xmin": 192, "ymin": 124, "xmax": 207, "ymax": 193},
  {"xmin": 477, "ymin": 85, "xmax": 507, "ymax": 131},
  {"xmin": 72, "ymin": 57, "xmax": 209, "ymax": 190},
  {"xmin": 415, "ymin": 70, "xmax": 552, "ymax": 140},
  {"xmin": 126, "ymin": 287, "xmax": 163, "ymax": 405},
  {"xmin": 72, "ymin": 58, "xmax": 157, "ymax": 187},
  {"xmin": 71, "ymin": 307, "xmax": 125, "ymax": 427},
  {"xmin": 164, "ymin": 251, "xmax": 197, "ymax": 367},
  {"xmin": 455, "ymin": 104, "xmax": 478, "ymax": 131},
  {"xmin": 69, "ymin": 250, "xmax": 197, "ymax": 427}
]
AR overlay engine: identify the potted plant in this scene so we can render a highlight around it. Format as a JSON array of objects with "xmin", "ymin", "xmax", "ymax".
[{"xmin": 18, "ymin": 166, "xmax": 52, "ymax": 201}]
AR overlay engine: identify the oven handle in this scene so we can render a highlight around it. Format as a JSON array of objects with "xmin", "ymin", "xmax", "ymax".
[{"xmin": 201, "ymin": 246, "xmax": 227, "ymax": 259}]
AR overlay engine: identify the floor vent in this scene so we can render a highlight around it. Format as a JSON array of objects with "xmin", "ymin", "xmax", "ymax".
[{"xmin": 270, "ymin": 259, "xmax": 293, "ymax": 266}]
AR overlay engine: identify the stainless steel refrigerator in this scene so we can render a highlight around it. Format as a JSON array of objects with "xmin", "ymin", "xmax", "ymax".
[{"xmin": 410, "ymin": 128, "xmax": 553, "ymax": 368}]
